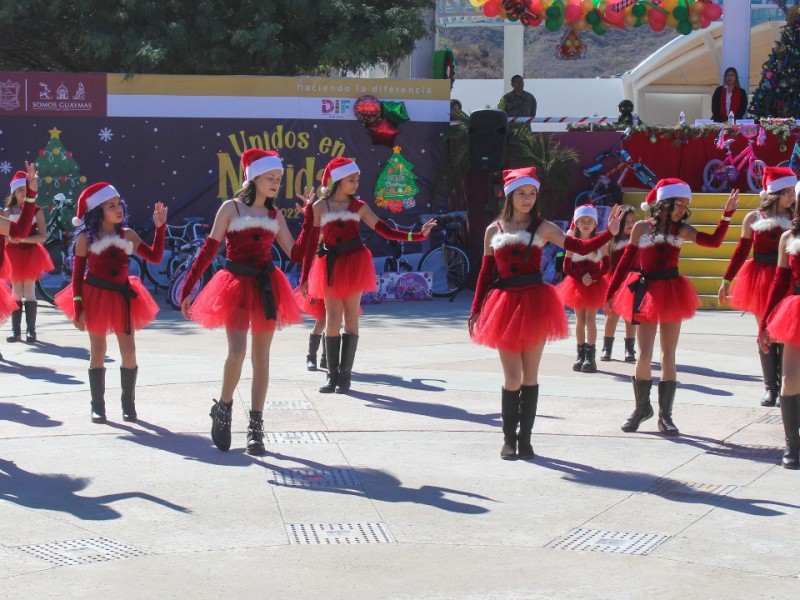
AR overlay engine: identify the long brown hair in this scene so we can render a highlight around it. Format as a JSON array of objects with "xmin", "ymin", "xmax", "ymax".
[
  {"xmin": 614, "ymin": 205, "xmax": 636, "ymax": 242},
  {"xmin": 651, "ymin": 198, "xmax": 691, "ymax": 235},
  {"xmin": 234, "ymin": 181, "xmax": 275, "ymax": 210}
]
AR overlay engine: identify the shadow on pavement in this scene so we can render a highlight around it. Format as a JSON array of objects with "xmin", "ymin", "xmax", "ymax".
[
  {"xmin": 0, "ymin": 402, "xmax": 62, "ymax": 427},
  {"xmin": 353, "ymin": 373, "xmax": 447, "ymax": 392},
  {"xmin": 0, "ymin": 359, "xmax": 82, "ymax": 385}
]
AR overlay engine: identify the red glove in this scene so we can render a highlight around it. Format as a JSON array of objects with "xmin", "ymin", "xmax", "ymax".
[
  {"xmin": 299, "ymin": 226, "xmax": 319, "ymax": 284},
  {"xmin": 562, "ymin": 256, "xmax": 577, "ymax": 279},
  {"xmin": 375, "ymin": 219, "xmax": 427, "ymax": 242},
  {"xmin": 71, "ymin": 254, "xmax": 87, "ymax": 319},
  {"xmin": 722, "ymin": 236, "xmax": 753, "ymax": 282},
  {"xmin": 8, "ymin": 198, "xmax": 36, "ymax": 238},
  {"xmin": 180, "ymin": 237, "xmax": 221, "ymax": 302},
  {"xmin": 695, "ymin": 211, "xmax": 735, "ymax": 248},
  {"xmin": 136, "ymin": 224, "xmax": 166, "ymax": 263},
  {"xmin": 470, "ymin": 255, "xmax": 497, "ymax": 318},
  {"xmin": 563, "ymin": 230, "xmax": 612, "ymax": 255},
  {"xmin": 606, "ymin": 244, "xmax": 639, "ymax": 302},
  {"xmin": 759, "ymin": 266, "xmax": 791, "ymax": 336},
  {"xmin": 597, "ymin": 255, "xmax": 612, "ymax": 279},
  {"xmin": 290, "ymin": 202, "xmax": 316, "ymax": 264}
]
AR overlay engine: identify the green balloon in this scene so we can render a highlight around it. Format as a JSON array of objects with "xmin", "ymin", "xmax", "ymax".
[
  {"xmin": 632, "ymin": 3, "xmax": 646, "ymax": 18},
  {"xmin": 673, "ymin": 6, "xmax": 688, "ymax": 21},
  {"xmin": 545, "ymin": 17, "xmax": 560, "ymax": 32},
  {"xmin": 677, "ymin": 19, "xmax": 693, "ymax": 35},
  {"xmin": 586, "ymin": 9, "xmax": 600, "ymax": 25},
  {"xmin": 593, "ymin": 23, "xmax": 606, "ymax": 36},
  {"xmin": 546, "ymin": 5, "xmax": 561, "ymax": 19}
]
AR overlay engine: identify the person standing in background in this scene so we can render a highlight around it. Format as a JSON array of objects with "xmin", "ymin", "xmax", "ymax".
[
  {"xmin": 711, "ymin": 67, "xmax": 748, "ymax": 123},
  {"xmin": 498, "ymin": 75, "xmax": 537, "ymax": 119}
]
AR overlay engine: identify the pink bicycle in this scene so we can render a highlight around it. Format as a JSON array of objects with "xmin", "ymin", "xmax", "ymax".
[{"xmin": 702, "ymin": 125, "xmax": 766, "ymax": 193}]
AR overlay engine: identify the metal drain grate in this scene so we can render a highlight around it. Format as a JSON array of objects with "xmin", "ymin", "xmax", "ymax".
[
  {"xmin": 547, "ymin": 528, "xmax": 669, "ymax": 555},
  {"xmin": 267, "ymin": 468, "xmax": 362, "ymax": 488},
  {"xmin": 755, "ymin": 413, "xmax": 783, "ymax": 425},
  {"xmin": 15, "ymin": 538, "xmax": 145, "ymax": 567},
  {"xmin": 264, "ymin": 400, "xmax": 313, "ymax": 410},
  {"xmin": 646, "ymin": 480, "xmax": 741, "ymax": 500},
  {"xmin": 707, "ymin": 444, "xmax": 783, "ymax": 460},
  {"xmin": 286, "ymin": 522, "xmax": 394, "ymax": 545},
  {"xmin": 264, "ymin": 431, "xmax": 331, "ymax": 444}
]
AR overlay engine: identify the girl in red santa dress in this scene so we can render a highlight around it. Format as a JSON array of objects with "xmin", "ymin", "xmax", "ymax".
[
  {"xmin": 54, "ymin": 183, "xmax": 167, "ymax": 423},
  {"xmin": 305, "ymin": 157, "xmax": 436, "ymax": 395},
  {"xmin": 719, "ymin": 166, "xmax": 796, "ymax": 408},
  {"xmin": 0, "ymin": 163, "xmax": 39, "ymax": 357},
  {"xmin": 180, "ymin": 149, "xmax": 315, "ymax": 456},
  {"xmin": 606, "ymin": 178, "xmax": 738, "ymax": 436},
  {"xmin": 759, "ymin": 181, "xmax": 800, "ymax": 469},
  {"xmin": 2, "ymin": 169, "xmax": 53, "ymax": 343},
  {"xmin": 469, "ymin": 167, "xmax": 624, "ymax": 460},
  {"xmin": 557, "ymin": 204, "xmax": 610, "ymax": 374},
  {"xmin": 600, "ymin": 205, "xmax": 638, "ymax": 363}
]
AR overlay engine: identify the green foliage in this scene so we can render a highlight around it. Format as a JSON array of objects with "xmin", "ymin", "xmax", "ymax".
[{"xmin": 0, "ymin": 1, "xmax": 434, "ymax": 75}]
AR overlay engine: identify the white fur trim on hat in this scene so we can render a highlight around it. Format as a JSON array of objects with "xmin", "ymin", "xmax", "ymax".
[
  {"xmin": 245, "ymin": 155, "xmax": 283, "ymax": 182},
  {"xmin": 9, "ymin": 176, "xmax": 25, "ymax": 193},
  {"xmin": 503, "ymin": 177, "xmax": 540, "ymax": 197},
  {"xmin": 767, "ymin": 175, "xmax": 797, "ymax": 194},
  {"xmin": 656, "ymin": 182, "xmax": 691, "ymax": 202},
  {"xmin": 795, "ymin": 180, "xmax": 800, "ymax": 199},
  {"xmin": 573, "ymin": 205, "xmax": 598, "ymax": 223},
  {"xmin": 330, "ymin": 161, "xmax": 360, "ymax": 183}
]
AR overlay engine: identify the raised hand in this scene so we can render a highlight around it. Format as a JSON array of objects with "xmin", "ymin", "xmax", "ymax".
[
  {"xmin": 25, "ymin": 161, "xmax": 39, "ymax": 193},
  {"xmin": 606, "ymin": 204, "xmax": 624, "ymax": 236},
  {"xmin": 724, "ymin": 189, "xmax": 739, "ymax": 213},
  {"xmin": 153, "ymin": 202, "xmax": 168, "ymax": 227},
  {"xmin": 295, "ymin": 186, "xmax": 316, "ymax": 212},
  {"xmin": 420, "ymin": 218, "xmax": 437, "ymax": 237}
]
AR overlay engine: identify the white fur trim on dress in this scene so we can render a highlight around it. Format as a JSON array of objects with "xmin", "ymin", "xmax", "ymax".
[
  {"xmin": 490, "ymin": 230, "xmax": 544, "ymax": 251},
  {"xmin": 638, "ymin": 233, "xmax": 683, "ymax": 249},
  {"xmin": 321, "ymin": 210, "xmax": 361, "ymax": 227},
  {"xmin": 89, "ymin": 236, "xmax": 134, "ymax": 255},
  {"xmin": 227, "ymin": 215, "xmax": 280, "ymax": 234},
  {"xmin": 570, "ymin": 250, "xmax": 602, "ymax": 263},
  {"xmin": 612, "ymin": 239, "xmax": 629, "ymax": 252},
  {"xmin": 786, "ymin": 236, "xmax": 800, "ymax": 256},
  {"xmin": 750, "ymin": 216, "xmax": 792, "ymax": 233}
]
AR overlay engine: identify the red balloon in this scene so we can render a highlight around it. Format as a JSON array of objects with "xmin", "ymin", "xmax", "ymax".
[
  {"xmin": 565, "ymin": 4, "xmax": 582, "ymax": 23},
  {"xmin": 603, "ymin": 7, "xmax": 625, "ymax": 24},
  {"xmin": 704, "ymin": 2, "xmax": 722, "ymax": 21},
  {"xmin": 650, "ymin": 18, "xmax": 666, "ymax": 32},
  {"xmin": 483, "ymin": 0, "xmax": 501, "ymax": 18},
  {"xmin": 367, "ymin": 118, "xmax": 400, "ymax": 147}
]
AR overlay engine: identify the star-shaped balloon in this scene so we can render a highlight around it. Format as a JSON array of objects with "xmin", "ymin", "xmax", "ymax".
[
  {"xmin": 381, "ymin": 101, "xmax": 410, "ymax": 125},
  {"xmin": 367, "ymin": 118, "xmax": 401, "ymax": 146}
]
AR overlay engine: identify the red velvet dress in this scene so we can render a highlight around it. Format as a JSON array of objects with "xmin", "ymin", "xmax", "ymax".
[
  {"xmin": 55, "ymin": 233, "xmax": 159, "ymax": 334},
  {"xmin": 189, "ymin": 211, "xmax": 301, "ymax": 332},
  {"xmin": 729, "ymin": 213, "xmax": 789, "ymax": 319},
  {"xmin": 613, "ymin": 225, "xmax": 701, "ymax": 324},
  {"xmin": 0, "ymin": 238, "xmax": 18, "ymax": 323},
  {"xmin": 556, "ymin": 247, "xmax": 609, "ymax": 310},
  {"xmin": 766, "ymin": 236, "xmax": 800, "ymax": 347},
  {"xmin": 307, "ymin": 198, "xmax": 377, "ymax": 300},
  {"xmin": 5, "ymin": 206, "xmax": 54, "ymax": 282},
  {"xmin": 472, "ymin": 222, "xmax": 568, "ymax": 353}
]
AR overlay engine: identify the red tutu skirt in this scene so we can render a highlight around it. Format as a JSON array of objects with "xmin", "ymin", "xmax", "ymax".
[
  {"xmin": 190, "ymin": 268, "xmax": 301, "ymax": 333},
  {"xmin": 766, "ymin": 295, "xmax": 800, "ymax": 347},
  {"xmin": 472, "ymin": 283, "xmax": 569, "ymax": 353},
  {"xmin": 55, "ymin": 276, "xmax": 159, "ymax": 334},
  {"xmin": 0, "ymin": 281, "xmax": 19, "ymax": 324},
  {"xmin": 0, "ymin": 258, "xmax": 10, "ymax": 280},
  {"xmin": 293, "ymin": 287, "xmax": 326, "ymax": 321},
  {"xmin": 729, "ymin": 259, "xmax": 775, "ymax": 319},
  {"xmin": 308, "ymin": 246, "xmax": 377, "ymax": 300},
  {"xmin": 5, "ymin": 243, "xmax": 54, "ymax": 282},
  {"xmin": 556, "ymin": 276, "xmax": 608, "ymax": 310},
  {"xmin": 613, "ymin": 272, "xmax": 701, "ymax": 324}
]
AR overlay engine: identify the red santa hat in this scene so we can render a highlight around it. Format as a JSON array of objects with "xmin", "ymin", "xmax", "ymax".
[
  {"xmin": 641, "ymin": 178, "xmax": 691, "ymax": 211},
  {"xmin": 9, "ymin": 171, "xmax": 26, "ymax": 194},
  {"xmin": 502, "ymin": 166, "xmax": 540, "ymax": 196},
  {"xmin": 573, "ymin": 203, "xmax": 598, "ymax": 225},
  {"xmin": 72, "ymin": 182, "xmax": 119, "ymax": 226},
  {"xmin": 241, "ymin": 149, "xmax": 283, "ymax": 184},
  {"xmin": 761, "ymin": 165, "xmax": 797, "ymax": 195},
  {"xmin": 320, "ymin": 157, "xmax": 360, "ymax": 194}
]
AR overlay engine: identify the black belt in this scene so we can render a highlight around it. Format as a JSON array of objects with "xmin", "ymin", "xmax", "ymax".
[
  {"xmin": 753, "ymin": 252, "xmax": 778, "ymax": 265},
  {"xmin": 627, "ymin": 267, "xmax": 679, "ymax": 325},
  {"xmin": 493, "ymin": 272, "xmax": 543, "ymax": 289},
  {"xmin": 86, "ymin": 274, "xmax": 139, "ymax": 335},
  {"xmin": 225, "ymin": 259, "xmax": 277, "ymax": 320},
  {"xmin": 317, "ymin": 237, "xmax": 364, "ymax": 285},
  {"xmin": 794, "ymin": 285, "xmax": 800, "ymax": 296}
]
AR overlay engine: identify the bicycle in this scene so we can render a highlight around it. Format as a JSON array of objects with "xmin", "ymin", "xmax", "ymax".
[
  {"xmin": 36, "ymin": 194, "xmax": 75, "ymax": 305},
  {"xmin": 382, "ymin": 218, "xmax": 416, "ymax": 273},
  {"xmin": 153, "ymin": 217, "xmax": 210, "ymax": 291},
  {"xmin": 703, "ymin": 125, "xmax": 766, "ymax": 193},
  {"xmin": 166, "ymin": 239, "xmax": 223, "ymax": 309},
  {"xmin": 417, "ymin": 211, "xmax": 470, "ymax": 297}
]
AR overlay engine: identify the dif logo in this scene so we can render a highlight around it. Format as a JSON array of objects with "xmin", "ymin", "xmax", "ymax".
[{"xmin": 321, "ymin": 98, "xmax": 351, "ymax": 117}]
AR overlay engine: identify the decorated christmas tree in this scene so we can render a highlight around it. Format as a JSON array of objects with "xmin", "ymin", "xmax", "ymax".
[
  {"xmin": 35, "ymin": 127, "xmax": 86, "ymax": 207},
  {"xmin": 374, "ymin": 146, "xmax": 420, "ymax": 213},
  {"xmin": 750, "ymin": 7, "xmax": 800, "ymax": 118}
]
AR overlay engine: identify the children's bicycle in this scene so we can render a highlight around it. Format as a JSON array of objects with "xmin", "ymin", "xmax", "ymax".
[
  {"xmin": 417, "ymin": 211, "xmax": 470, "ymax": 297},
  {"xmin": 702, "ymin": 125, "xmax": 766, "ymax": 193},
  {"xmin": 382, "ymin": 218, "xmax": 415, "ymax": 273}
]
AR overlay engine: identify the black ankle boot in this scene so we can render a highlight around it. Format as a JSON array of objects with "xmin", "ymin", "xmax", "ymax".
[
  {"xmin": 517, "ymin": 384, "xmax": 539, "ymax": 459},
  {"xmin": 581, "ymin": 344, "xmax": 597, "ymax": 373},
  {"xmin": 246, "ymin": 410, "xmax": 266, "ymax": 456},
  {"xmin": 320, "ymin": 334, "xmax": 327, "ymax": 370},
  {"xmin": 573, "ymin": 343, "xmax": 586, "ymax": 372},
  {"xmin": 6, "ymin": 301, "xmax": 22, "ymax": 343},
  {"xmin": 209, "ymin": 399, "xmax": 233, "ymax": 451},
  {"xmin": 24, "ymin": 300, "xmax": 37, "ymax": 343},
  {"xmin": 621, "ymin": 377, "xmax": 654, "ymax": 432},
  {"xmin": 88, "ymin": 367, "xmax": 106, "ymax": 424},
  {"xmin": 306, "ymin": 333, "xmax": 322, "ymax": 371},
  {"xmin": 657, "ymin": 380, "xmax": 680, "ymax": 436},
  {"xmin": 759, "ymin": 344, "xmax": 780, "ymax": 407},
  {"xmin": 120, "ymin": 366, "xmax": 138, "ymax": 422},
  {"xmin": 624, "ymin": 337, "xmax": 636, "ymax": 363},
  {"xmin": 336, "ymin": 333, "xmax": 359, "ymax": 394},
  {"xmin": 780, "ymin": 394, "xmax": 800, "ymax": 469},
  {"xmin": 600, "ymin": 336, "xmax": 614, "ymax": 361},
  {"xmin": 500, "ymin": 388, "xmax": 520, "ymax": 460},
  {"xmin": 319, "ymin": 336, "xmax": 341, "ymax": 393}
]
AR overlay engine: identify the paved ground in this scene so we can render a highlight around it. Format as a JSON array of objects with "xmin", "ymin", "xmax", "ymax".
[{"xmin": 1, "ymin": 294, "xmax": 798, "ymax": 599}]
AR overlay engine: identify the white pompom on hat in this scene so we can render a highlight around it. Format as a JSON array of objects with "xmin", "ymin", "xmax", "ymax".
[
  {"xmin": 241, "ymin": 149, "xmax": 283, "ymax": 184},
  {"xmin": 502, "ymin": 166, "xmax": 540, "ymax": 196},
  {"xmin": 72, "ymin": 182, "xmax": 119, "ymax": 226},
  {"xmin": 9, "ymin": 170, "xmax": 26, "ymax": 194},
  {"xmin": 761, "ymin": 165, "xmax": 797, "ymax": 194},
  {"xmin": 641, "ymin": 178, "xmax": 692, "ymax": 212},
  {"xmin": 320, "ymin": 157, "xmax": 360, "ymax": 194}
]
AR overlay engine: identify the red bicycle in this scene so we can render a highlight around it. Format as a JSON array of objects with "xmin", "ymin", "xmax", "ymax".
[{"xmin": 702, "ymin": 125, "xmax": 766, "ymax": 193}]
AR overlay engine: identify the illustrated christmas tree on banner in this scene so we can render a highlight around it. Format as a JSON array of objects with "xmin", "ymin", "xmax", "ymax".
[
  {"xmin": 750, "ymin": 6, "xmax": 800, "ymax": 118},
  {"xmin": 374, "ymin": 146, "xmax": 419, "ymax": 213},
  {"xmin": 35, "ymin": 127, "xmax": 87, "ymax": 208}
]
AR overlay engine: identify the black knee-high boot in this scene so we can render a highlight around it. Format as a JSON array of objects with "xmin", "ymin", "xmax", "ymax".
[
  {"xmin": 336, "ymin": 333, "xmax": 359, "ymax": 394},
  {"xmin": 319, "ymin": 336, "xmax": 341, "ymax": 393},
  {"xmin": 621, "ymin": 377, "xmax": 654, "ymax": 432},
  {"xmin": 501, "ymin": 388, "xmax": 520, "ymax": 460},
  {"xmin": 88, "ymin": 367, "xmax": 106, "ymax": 424},
  {"xmin": 120, "ymin": 366, "xmax": 138, "ymax": 422},
  {"xmin": 759, "ymin": 344, "xmax": 780, "ymax": 407},
  {"xmin": 517, "ymin": 384, "xmax": 539, "ymax": 459},
  {"xmin": 320, "ymin": 334, "xmax": 328, "ymax": 370},
  {"xmin": 24, "ymin": 300, "xmax": 37, "ymax": 343},
  {"xmin": 657, "ymin": 380, "xmax": 679, "ymax": 436},
  {"xmin": 624, "ymin": 337, "xmax": 636, "ymax": 363},
  {"xmin": 779, "ymin": 394, "xmax": 800, "ymax": 469},
  {"xmin": 600, "ymin": 337, "xmax": 614, "ymax": 361},
  {"xmin": 306, "ymin": 333, "xmax": 322, "ymax": 371},
  {"xmin": 6, "ymin": 301, "xmax": 22, "ymax": 343}
]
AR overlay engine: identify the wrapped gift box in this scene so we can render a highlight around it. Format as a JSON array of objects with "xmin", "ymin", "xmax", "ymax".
[{"xmin": 379, "ymin": 271, "xmax": 433, "ymax": 302}]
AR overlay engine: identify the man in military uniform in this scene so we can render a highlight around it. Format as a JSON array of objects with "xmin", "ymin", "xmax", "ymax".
[{"xmin": 498, "ymin": 75, "xmax": 537, "ymax": 118}]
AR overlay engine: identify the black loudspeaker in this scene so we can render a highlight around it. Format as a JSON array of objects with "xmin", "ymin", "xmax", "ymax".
[{"xmin": 468, "ymin": 109, "xmax": 508, "ymax": 172}]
